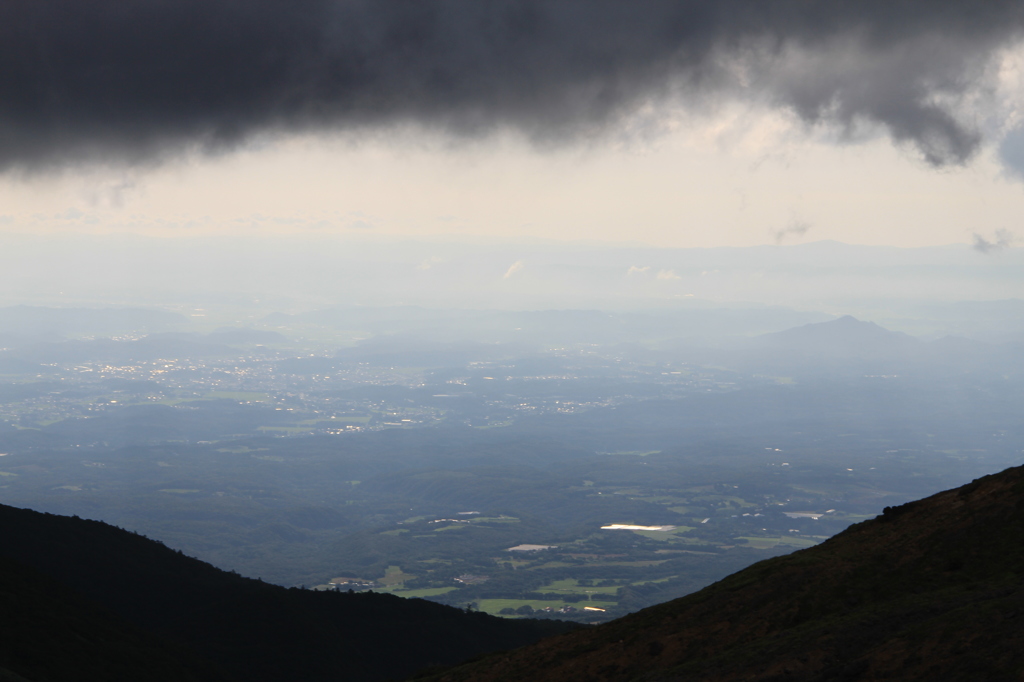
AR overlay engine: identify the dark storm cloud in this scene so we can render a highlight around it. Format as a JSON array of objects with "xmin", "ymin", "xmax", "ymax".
[{"xmin": 2, "ymin": 1, "xmax": 1024, "ymax": 170}]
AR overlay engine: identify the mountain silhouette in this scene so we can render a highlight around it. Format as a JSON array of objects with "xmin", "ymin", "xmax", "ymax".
[
  {"xmin": 755, "ymin": 315, "xmax": 922, "ymax": 358},
  {"xmin": 0, "ymin": 504, "xmax": 572, "ymax": 682}
]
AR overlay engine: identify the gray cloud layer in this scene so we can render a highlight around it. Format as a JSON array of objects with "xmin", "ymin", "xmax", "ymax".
[{"xmin": 3, "ymin": 1, "xmax": 1024, "ymax": 170}]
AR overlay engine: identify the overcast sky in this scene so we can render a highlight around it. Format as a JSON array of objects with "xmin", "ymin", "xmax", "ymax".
[{"xmin": 3, "ymin": 1, "xmax": 1024, "ymax": 249}]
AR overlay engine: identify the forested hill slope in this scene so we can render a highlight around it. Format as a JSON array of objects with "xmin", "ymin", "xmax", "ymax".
[
  {"xmin": 0, "ymin": 504, "xmax": 572, "ymax": 682},
  {"xmin": 427, "ymin": 464, "xmax": 1024, "ymax": 682}
]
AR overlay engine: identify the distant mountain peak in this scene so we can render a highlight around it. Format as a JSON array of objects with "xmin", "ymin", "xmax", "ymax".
[{"xmin": 755, "ymin": 315, "xmax": 921, "ymax": 358}]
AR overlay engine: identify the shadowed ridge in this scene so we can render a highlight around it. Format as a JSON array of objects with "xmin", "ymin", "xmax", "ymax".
[
  {"xmin": 0, "ymin": 504, "xmax": 574, "ymax": 682},
  {"xmin": 425, "ymin": 464, "xmax": 1024, "ymax": 681},
  {"xmin": 0, "ymin": 553, "xmax": 219, "ymax": 682}
]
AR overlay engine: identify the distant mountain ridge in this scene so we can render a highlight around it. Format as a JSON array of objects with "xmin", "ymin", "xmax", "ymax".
[
  {"xmin": 756, "ymin": 315, "xmax": 922, "ymax": 356},
  {"xmin": 0, "ymin": 305, "xmax": 186, "ymax": 336},
  {"xmin": 0, "ymin": 328, "xmax": 287, "ymax": 365},
  {"xmin": 717, "ymin": 314, "xmax": 1024, "ymax": 379},
  {"xmin": 428, "ymin": 464, "xmax": 1024, "ymax": 681}
]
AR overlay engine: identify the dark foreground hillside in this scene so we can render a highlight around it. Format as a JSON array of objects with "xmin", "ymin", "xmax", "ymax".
[
  {"xmin": 0, "ymin": 504, "xmax": 572, "ymax": 682},
  {"xmin": 426, "ymin": 464, "xmax": 1024, "ymax": 682},
  {"xmin": 0, "ymin": 553, "xmax": 217, "ymax": 682}
]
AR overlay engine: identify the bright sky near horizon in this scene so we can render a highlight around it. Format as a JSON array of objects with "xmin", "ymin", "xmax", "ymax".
[
  {"xmin": 2, "ymin": 113, "xmax": 1021, "ymax": 250},
  {"xmin": 3, "ymin": 2, "xmax": 1024, "ymax": 251}
]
